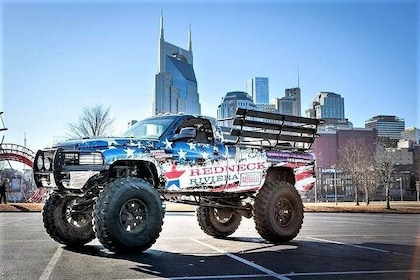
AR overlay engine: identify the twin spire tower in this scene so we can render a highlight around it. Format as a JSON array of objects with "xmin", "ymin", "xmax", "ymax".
[{"xmin": 153, "ymin": 13, "xmax": 201, "ymax": 115}]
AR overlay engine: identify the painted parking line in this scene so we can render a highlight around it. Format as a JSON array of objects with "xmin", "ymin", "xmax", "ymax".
[
  {"xmin": 191, "ymin": 239, "xmax": 291, "ymax": 280},
  {"xmin": 38, "ymin": 246, "xmax": 63, "ymax": 280},
  {"xmin": 306, "ymin": 236, "xmax": 389, "ymax": 253},
  {"xmin": 306, "ymin": 235, "xmax": 419, "ymax": 259},
  {"xmin": 0, "ymin": 218, "xmax": 29, "ymax": 226}
]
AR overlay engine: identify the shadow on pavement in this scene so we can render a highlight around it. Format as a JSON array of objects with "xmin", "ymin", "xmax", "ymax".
[{"xmin": 61, "ymin": 238, "xmax": 420, "ymax": 280}]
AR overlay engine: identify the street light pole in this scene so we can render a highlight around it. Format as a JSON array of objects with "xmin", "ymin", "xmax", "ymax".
[
  {"xmin": 334, "ymin": 167, "xmax": 337, "ymax": 205},
  {"xmin": 315, "ymin": 167, "xmax": 321, "ymax": 203},
  {"xmin": 397, "ymin": 178, "xmax": 403, "ymax": 202}
]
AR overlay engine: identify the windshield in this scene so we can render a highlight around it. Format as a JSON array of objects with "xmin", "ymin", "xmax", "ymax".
[{"xmin": 123, "ymin": 116, "xmax": 177, "ymax": 140}]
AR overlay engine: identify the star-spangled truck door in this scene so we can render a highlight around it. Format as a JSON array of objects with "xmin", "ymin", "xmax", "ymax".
[{"xmin": 163, "ymin": 117, "xmax": 232, "ymax": 191}]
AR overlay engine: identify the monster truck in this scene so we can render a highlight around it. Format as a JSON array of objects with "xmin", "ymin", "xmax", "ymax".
[{"xmin": 33, "ymin": 108, "xmax": 322, "ymax": 253}]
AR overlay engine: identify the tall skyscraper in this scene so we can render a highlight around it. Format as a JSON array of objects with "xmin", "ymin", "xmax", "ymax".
[
  {"xmin": 272, "ymin": 87, "xmax": 301, "ymax": 116},
  {"xmin": 306, "ymin": 92, "xmax": 345, "ymax": 119},
  {"xmin": 365, "ymin": 115, "xmax": 405, "ymax": 140},
  {"xmin": 153, "ymin": 15, "xmax": 201, "ymax": 115},
  {"xmin": 246, "ymin": 77, "xmax": 269, "ymax": 104},
  {"xmin": 217, "ymin": 91, "xmax": 256, "ymax": 127},
  {"xmin": 306, "ymin": 91, "xmax": 352, "ymax": 130}
]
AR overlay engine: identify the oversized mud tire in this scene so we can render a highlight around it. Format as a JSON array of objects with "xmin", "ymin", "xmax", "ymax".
[
  {"xmin": 93, "ymin": 178, "xmax": 164, "ymax": 253},
  {"xmin": 196, "ymin": 206, "xmax": 242, "ymax": 238},
  {"xmin": 253, "ymin": 181, "xmax": 303, "ymax": 243},
  {"xmin": 42, "ymin": 192, "xmax": 95, "ymax": 246}
]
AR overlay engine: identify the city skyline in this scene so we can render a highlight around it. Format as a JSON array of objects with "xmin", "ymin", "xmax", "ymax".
[{"xmin": 2, "ymin": 1, "xmax": 418, "ymax": 153}]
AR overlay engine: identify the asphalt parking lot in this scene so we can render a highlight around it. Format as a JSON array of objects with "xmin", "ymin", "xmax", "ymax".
[{"xmin": 0, "ymin": 211, "xmax": 419, "ymax": 280}]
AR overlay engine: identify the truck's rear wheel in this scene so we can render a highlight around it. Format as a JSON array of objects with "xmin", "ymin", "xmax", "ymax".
[
  {"xmin": 253, "ymin": 181, "xmax": 303, "ymax": 242},
  {"xmin": 93, "ymin": 178, "xmax": 164, "ymax": 253},
  {"xmin": 196, "ymin": 206, "xmax": 242, "ymax": 238},
  {"xmin": 42, "ymin": 192, "xmax": 95, "ymax": 246}
]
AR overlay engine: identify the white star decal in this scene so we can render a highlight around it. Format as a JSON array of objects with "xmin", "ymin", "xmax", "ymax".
[
  {"xmin": 201, "ymin": 152, "xmax": 209, "ymax": 160},
  {"xmin": 178, "ymin": 148, "xmax": 187, "ymax": 160},
  {"xmin": 163, "ymin": 138, "xmax": 173, "ymax": 149},
  {"xmin": 125, "ymin": 148, "xmax": 135, "ymax": 158},
  {"xmin": 187, "ymin": 142, "xmax": 197, "ymax": 150},
  {"xmin": 107, "ymin": 139, "xmax": 119, "ymax": 147}
]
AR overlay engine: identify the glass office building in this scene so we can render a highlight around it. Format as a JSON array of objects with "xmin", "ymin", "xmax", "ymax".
[
  {"xmin": 246, "ymin": 77, "xmax": 269, "ymax": 104},
  {"xmin": 401, "ymin": 127, "xmax": 420, "ymax": 144},
  {"xmin": 272, "ymin": 87, "xmax": 301, "ymax": 116},
  {"xmin": 306, "ymin": 92, "xmax": 345, "ymax": 119},
  {"xmin": 153, "ymin": 15, "xmax": 201, "ymax": 115},
  {"xmin": 365, "ymin": 115, "xmax": 405, "ymax": 140},
  {"xmin": 217, "ymin": 91, "xmax": 256, "ymax": 127}
]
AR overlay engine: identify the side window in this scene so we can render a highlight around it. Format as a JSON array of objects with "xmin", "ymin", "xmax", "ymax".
[
  {"xmin": 195, "ymin": 120, "xmax": 214, "ymax": 144},
  {"xmin": 195, "ymin": 126, "xmax": 209, "ymax": 143},
  {"xmin": 177, "ymin": 118, "xmax": 214, "ymax": 144}
]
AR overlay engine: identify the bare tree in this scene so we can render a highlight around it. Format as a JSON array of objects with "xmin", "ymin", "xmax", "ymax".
[
  {"xmin": 338, "ymin": 138, "xmax": 374, "ymax": 205},
  {"xmin": 374, "ymin": 143, "xmax": 397, "ymax": 209},
  {"xmin": 361, "ymin": 167, "xmax": 377, "ymax": 205},
  {"xmin": 66, "ymin": 104, "xmax": 114, "ymax": 138}
]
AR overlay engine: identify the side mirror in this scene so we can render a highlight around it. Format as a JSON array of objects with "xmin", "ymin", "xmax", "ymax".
[{"xmin": 170, "ymin": 127, "xmax": 197, "ymax": 141}]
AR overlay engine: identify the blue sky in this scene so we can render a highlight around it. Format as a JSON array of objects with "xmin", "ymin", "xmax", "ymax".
[{"xmin": 1, "ymin": 0, "xmax": 419, "ymax": 153}]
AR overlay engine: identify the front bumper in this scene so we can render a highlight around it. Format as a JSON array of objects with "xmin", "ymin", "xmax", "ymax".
[{"xmin": 33, "ymin": 148, "xmax": 106, "ymax": 190}]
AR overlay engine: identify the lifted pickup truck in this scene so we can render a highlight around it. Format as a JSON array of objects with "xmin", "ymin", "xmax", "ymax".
[{"xmin": 33, "ymin": 108, "xmax": 322, "ymax": 253}]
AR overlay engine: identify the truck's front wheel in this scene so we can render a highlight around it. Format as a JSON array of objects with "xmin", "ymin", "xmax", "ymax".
[
  {"xmin": 196, "ymin": 206, "xmax": 242, "ymax": 238},
  {"xmin": 253, "ymin": 181, "xmax": 303, "ymax": 242},
  {"xmin": 93, "ymin": 178, "xmax": 164, "ymax": 253},
  {"xmin": 42, "ymin": 192, "xmax": 95, "ymax": 246}
]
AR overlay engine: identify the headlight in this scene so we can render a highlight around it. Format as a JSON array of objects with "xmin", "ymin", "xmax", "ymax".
[
  {"xmin": 63, "ymin": 152, "xmax": 79, "ymax": 164},
  {"xmin": 79, "ymin": 153, "xmax": 104, "ymax": 165},
  {"xmin": 44, "ymin": 157, "xmax": 52, "ymax": 170},
  {"xmin": 36, "ymin": 156, "xmax": 44, "ymax": 170}
]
